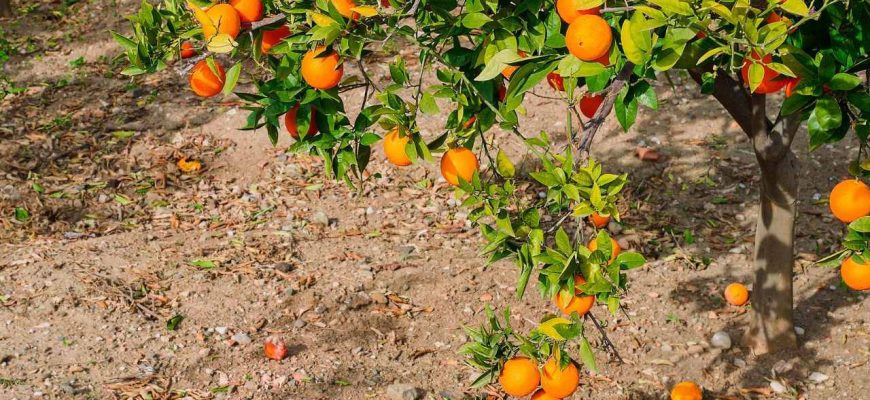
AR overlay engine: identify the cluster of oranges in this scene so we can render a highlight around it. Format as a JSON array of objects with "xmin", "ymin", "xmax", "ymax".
[
  {"xmin": 382, "ymin": 126, "xmax": 480, "ymax": 187},
  {"xmin": 498, "ymin": 356, "xmax": 580, "ymax": 398},
  {"xmin": 829, "ymin": 179, "xmax": 870, "ymax": 291},
  {"xmin": 739, "ymin": 51, "xmax": 799, "ymax": 95}
]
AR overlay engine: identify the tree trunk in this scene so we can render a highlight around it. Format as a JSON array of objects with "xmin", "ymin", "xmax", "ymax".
[
  {"xmin": 744, "ymin": 94, "xmax": 801, "ymax": 354},
  {"xmin": 0, "ymin": 0, "xmax": 12, "ymax": 18}
]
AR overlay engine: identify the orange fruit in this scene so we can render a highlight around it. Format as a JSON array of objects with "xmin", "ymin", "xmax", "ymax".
[
  {"xmin": 440, "ymin": 147, "xmax": 479, "ymax": 186},
  {"xmin": 670, "ymin": 381, "xmax": 702, "ymax": 400},
  {"xmin": 230, "ymin": 0, "xmax": 263, "ymax": 23},
  {"xmin": 261, "ymin": 25, "xmax": 291, "ymax": 54},
  {"xmin": 284, "ymin": 104, "xmax": 318, "ymax": 139},
  {"xmin": 740, "ymin": 51, "xmax": 786, "ymax": 94},
  {"xmin": 556, "ymin": 0, "xmax": 600, "ymax": 23},
  {"xmin": 180, "ymin": 41, "xmax": 196, "ymax": 59},
  {"xmin": 263, "ymin": 336, "xmax": 288, "ymax": 360},
  {"xmin": 383, "ymin": 128, "xmax": 412, "ymax": 166},
  {"xmin": 331, "ymin": 0, "xmax": 360, "ymax": 20},
  {"xmin": 724, "ymin": 283, "xmax": 749, "ymax": 306},
  {"xmin": 463, "ymin": 115, "xmax": 477, "ymax": 129},
  {"xmin": 502, "ymin": 51, "xmax": 527, "ymax": 79},
  {"xmin": 531, "ymin": 389, "xmax": 561, "ymax": 400},
  {"xmin": 579, "ymin": 93, "xmax": 604, "ymax": 118},
  {"xmin": 189, "ymin": 59, "xmax": 226, "ymax": 97},
  {"xmin": 590, "ymin": 212, "xmax": 610, "ymax": 228},
  {"xmin": 498, "ymin": 357, "xmax": 540, "ymax": 397},
  {"xmin": 784, "ymin": 77, "xmax": 799, "ymax": 98},
  {"xmin": 565, "ymin": 15, "xmax": 612, "ymax": 61},
  {"xmin": 547, "ymin": 72, "xmax": 565, "ymax": 92},
  {"xmin": 301, "ymin": 46, "xmax": 344, "ymax": 90},
  {"xmin": 541, "ymin": 358, "xmax": 579, "ymax": 397},
  {"xmin": 841, "ymin": 256, "xmax": 870, "ymax": 291},
  {"xmin": 588, "ymin": 237, "xmax": 620, "ymax": 264},
  {"xmin": 554, "ymin": 275, "xmax": 595, "ymax": 317},
  {"xmin": 203, "ymin": 4, "xmax": 241, "ymax": 40},
  {"xmin": 829, "ymin": 179, "xmax": 870, "ymax": 223}
]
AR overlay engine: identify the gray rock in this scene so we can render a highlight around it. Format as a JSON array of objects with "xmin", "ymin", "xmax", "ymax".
[
  {"xmin": 370, "ymin": 292, "xmax": 388, "ymax": 304},
  {"xmin": 687, "ymin": 345, "xmax": 705, "ymax": 355},
  {"xmin": 808, "ymin": 372, "xmax": 829, "ymax": 384},
  {"xmin": 770, "ymin": 380, "xmax": 787, "ymax": 394},
  {"xmin": 310, "ymin": 211, "xmax": 329, "ymax": 226},
  {"xmin": 794, "ymin": 326, "xmax": 805, "ymax": 336},
  {"xmin": 214, "ymin": 327, "xmax": 228, "ymax": 335},
  {"xmin": 293, "ymin": 319, "xmax": 307, "ymax": 329},
  {"xmin": 710, "ymin": 331, "xmax": 732, "ymax": 349},
  {"xmin": 349, "ymin": 292, "xmax": 372, "ymax": 309},
  {"xmin": 733, "ymin": 358, "xmax": 747, "ymax": 368},
  {"xmin": 386, "ymin": 383, "xmax": 422, "ymax": 400},
  {"xmin": 232, "ymin": 332, "xmax": 252, "ymax": 345}
]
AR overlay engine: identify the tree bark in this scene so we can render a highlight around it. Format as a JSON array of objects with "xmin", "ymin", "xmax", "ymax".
[
  {"xmin": 0, "ymin": 0, "xmax": 12, "ymax": 18},
  {"xmin": 744, "ymin": 93, "xmax": 801, "ymax": 354}
]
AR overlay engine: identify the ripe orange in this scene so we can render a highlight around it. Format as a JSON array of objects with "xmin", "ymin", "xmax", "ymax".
[
  {"xmin": 554, "ymin": 275, "xmax": 595, "ymax": 317},
  {"xmin": 590, "ymin": 212, "xmax": 610, "ymax": 228},
  {"xmin": 556, "ymin": 0, "xmax": 600, "ymax": 23},
  {"xmin": 383, "ymin": 128, "xmax": 412, "ymax": 166},
  {"xmin": 670, "ymin": 381, "xmax": 702, "ymax": 400},
  {"xmin": 531, "ymin": 389, "xmax": 560, "ymax": 400},
  {"xmin": 263, "ymin": 336, "xmax": 288, "ymax": 360},
  {"xmin": 502, "ymin": 51, "xmax": 527, "ymax": 79},
  {"xmin": 784, "ymin": 77, "xmax": 799, "ymax": 98},
  {"xmin": 180, "ymin": 41, "xmax": 196, "ymax": 59},
  {"xmin": 301, "ymin": 46, "xmax": 344, "ymax": 90},
  {"xmin": 463, "ymin": 115, "xmax": 477, "ymax": 129},
  {"xmin": 261, "ymin": 25, "xmax": 291, "ymax": 54},
  {"xmin": 740, "ymin": 51, "xmax": 786, "ymax": 94},
  {"xmin": 724, "ymin": 283, "xmax": 749, "ymax": 306},
  {"xmin": 579, "ymin": 93, "xmax": 604, "ymax": 118},
  {"xmin": 588, "ymin": 237, "xmax": 620, "ymax": 264},
  {"xmin": 498, "ymin": 357, "xmax": 540, "ymax": 397},
  {"xmin": 189, "ymin": 59, "xmax": 225, "ymax": 97},
  {"xmin": 829, "ymin": 179, "xmax": 870, "ymax": 223},
  {"xmin": 841, "ymin": 256, "xmax": 870, "ymax": 291},
  {"xmin": 565, "ymin": 15, "xmax": 612, "ymax": 61},
  {"xmin": 331, "ymin": 0, "xmax": 360, "ymax": 20},
  {"xmin": 284, "ymin": 104, "xmax": 318, "ymax": 139},
  {"xmin": 541, "ymin": 358, "xmax": 579, "ymax": 397},
  {"xmin": 440, "ymin": 147, "xmax": 479, "ymax": 186},
  {"xmin": 230, "ymin": 0, "xmax": 263, "ymax": 23},
  {"xmin": 547, "ymin": 72, "xmax": 565, "ymax": 92},
  {"xmin": 203, "ymin": 4, "xmax": 241, "ymax": 40}
]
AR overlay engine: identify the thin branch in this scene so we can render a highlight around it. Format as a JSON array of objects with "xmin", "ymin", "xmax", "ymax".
[
  {"xmin": 586, "ymin": 312, "xmax": 625, "ymax": 364},
  {"xmin": 577, "ymin": 62, "xmax": 634, "ymax": 154},
  {"xmin": 249, "ymin": 13, "xmax": 287, "ymax": 30}
]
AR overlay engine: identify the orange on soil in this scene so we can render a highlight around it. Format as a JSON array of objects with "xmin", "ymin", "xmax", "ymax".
[
  {"xmin": 724, "ymin": 283, "xmax": 749, "ymax": 306},
  {"xmin": 531, "ymin": 389, "xmax": 561, "ymax": 400},
  {"xmin": 588, "ymin": 237, "xmax": 620, "ymax": 264},
  {"xmin": 829, "ymin": 179, "xmax": 870, "ymax": 223},
  {"xmin": 541, "ymin": 358, "xmax": 579, "ymax": 398},
  {"xmin": 841, "ymin": 256, "xmax": 870, "ymax": 291},
  {"xmin": 498, "ymin": 357, "xmax": 540, "ymax": 397},
  {"xmin": 566, "ymin": 15, "xmax": 612, "ymax": 61},
  {"xmin": 502, "ymin": 51, "xmax": 527, "ymax": 79},
  {"xmin": 284, "ymin": 104, "xmax": 318, "ymax": 139},
  {"xmin": 554, "ymin": 275, "xmax": 595, "ymax": 317},
  {"xmin": 556, "ymin": 0, "xmax": 600, "ymax": 23},
  {"xmin": 189, "ymin": 59, "xmax": 226, "ymax": 97},
  {"xmin": 547, "ymin": 72, "xmax": 565, "ymax": 92},
  {"xmin": 383, "ymin": 128, "xmax": 412, "ymax": 166},
  {"xmin": 579, "ymin": 93, "xmax": 604, "ymax": 118},
  {"xmin": 203, "ymin": 4, "xmax": 241, "ymax": 40},
  {"xmin": 440, "ymin": 147, "xmax": 479, "ymax": 186},
  {"xmin": 301, "ymin": 46, "xmax": 344, "ymax": 90},
  {"xmin": 670, "ymin": 381, "xmax": 702, "ymax": 400},
  {"xmin": 331, "ymin": 0, "xmax": 360, "ymax": 20},
  {"xmin": 740, "ymin": 51, "xmax": 786, "ymax": 94},
  {"xmin": 590, "ymin": 212, "xmax": 610, "ymax": 228},
  {"xmin": 261, "ymin": 25, "xmax": 291, "ymax": 54},
  {"xmin": 229, "ymin": 0, "xmax": 263, "ymax": 23},
  {"xmin": 180, "ymin": 41, "xmax": 196, "ymax": 59}
]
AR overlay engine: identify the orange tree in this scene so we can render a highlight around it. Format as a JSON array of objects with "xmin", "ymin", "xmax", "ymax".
[{"xmin": 114, "ymin": 0, "xmax": 869, "ymax": 395}]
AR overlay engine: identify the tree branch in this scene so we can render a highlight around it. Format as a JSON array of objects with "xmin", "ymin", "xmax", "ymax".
[
  {"xmin": 0, "ymin": 0, "xmax": 12, "ymax": 18},
  {"xmin": 687, "ymin": 66, "xmax": 773, "ymax": 137},
  {"xmin": 578, "ymin": 62, "xmax": 634, "ymax": 154}
]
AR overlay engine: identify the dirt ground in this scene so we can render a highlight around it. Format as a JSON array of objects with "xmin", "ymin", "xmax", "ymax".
[{"xmin": 0, "ymin": 1, "xmax": 868, "ymax": 399}]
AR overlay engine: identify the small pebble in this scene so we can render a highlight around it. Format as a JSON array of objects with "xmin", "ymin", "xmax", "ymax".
[{"xmin": 710, "ymin": 331, "xmax": 732, "ymax": 349}]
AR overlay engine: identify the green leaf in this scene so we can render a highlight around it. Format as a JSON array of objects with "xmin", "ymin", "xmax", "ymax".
[
  {"xmin": 420, "ymin": 92, "xmax": 439, "ymax": 114},
  {"xmin": 780, "ymin": 94, "xmax": 811, "ymax": 116},
  {"xmin": 166, "ymin": 314, "xmax": 184, "ymax": 331},
  {"xmin": 647, "ymin": 0, "xmax": 692, "ymax": 16},
  {"xmin": 222, "ymin": 63, "xmax": 241, "ymax": 95},
  {"xmin": 578, "ymin": 336, "xmax": 598, "ymax": 372},
  {"xmin": 496, "ymin": 149, "xmax": 516, "ymax": 178},
  {"xmin": 190, "ymin": 259, "xmax": 216, "ymax": 269},
  {"xmin": 747, "ymin": 63, "xmax": 765, "ymax": 93},
  {"xmin": 461, "ymin": 12, "xmax": 492, "ymax": 29},
  {"xmin": 615, "ymin": 252, "xmax": 646, "ymax": 269},
  {"xmin": 111, "ymin": 31, "xmax": 138, "ymax": 53},
  {"xmin": 620, "ymin": 19, "xmax": 647, "ymax": 65},
  {"xmin": 696, "ymin": 46, "xmax": 728, "ymax": 65},
  {"xmin": 779, "ymin": 0, "xmax": 809, "ymax": 17},
  {"xmin": 555, "ymin": 228, "xmax": 572, "ymax": 254},
  {"xmin": 812, "ymin": 98, "xmax": 843, "ymax": 130},
  {"xmin": 114, "ymin": 194, "xmax": 132, "ymax": 206},
  {"xmin": 14, "ymin": 207, "xmax": 29, "ymax": 222},
  {"xmin": 828, "ymin": 73, "xmax": 861, "ymax": 91},
  {"xmin": 848, "ymin": 216, "xmax": 870, "ymax": 233},
  {"xmin": 635, "ymin": 81, "xmax": 658, "ymax": 110},
  {"xmin": 475, "ymin": 49, "xmax": 521, "ymax": 81}
]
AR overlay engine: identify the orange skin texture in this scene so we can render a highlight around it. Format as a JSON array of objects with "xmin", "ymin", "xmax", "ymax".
[
  {"xmin": 284, "ymin": 104, "xmax": 318, "ymax": 139},
  {"xmin": 230, "ymin": 0, "xmax": 263, "ymax": 23},
  {"xmin": 588, "ymin": 237, "xmax": 620, "ymax": 264},
  {"xmin": 502, "ymin": 51, "xmax": 527, "ymax": 79},
  {"xmin": 554, "ymin": 275, "xmax": 595, "ymax": 317},
  {"xmin": 541, "ymin": 358, "xmax": 579, "ymax": 398},
  {"xmin": 842, "ymin": 256, "xmax": 870, "ymax": 291},
  {"xmin": 547, "ymin": 72, "xmax": 565, "ymax": 92},
  {"xmin": 261, "ymin": 25, "xmax": 291, "ymax": 54},
  {"xmin": 566, "ymin": 15, "xmax": 612, "ymax": 61},
  {"xmin": 531, "ymin": 389, "xmax": 561, "ymax": 400},
  {"xmin": 331, "ymin": 0, "xmax": 360, "ymax": 20},
  {"xmin": 189, "ymin": 60, "xmax": 225, "ymax": 98},
  {"xmin": 301, "ymin": 46, "xmax": 344, "ymax": 90},
  {"xmin": 724, "ymin": 283, "xmax": 750, "ymax": 306},
  {"xmin": 556, "ymin": 0, "xmax": 600, "ymax": 23},
  {"xmin": 829, "ymin": 179, "xmax": 870, "ymax": 223},
  {"xmin": 383, "ymin": 128, "xmax": 412, "ymax": 166},
  {"xmin": 203, "ymin": 4, "xmax": 241, "ymax": 40},
  {"xmin": 180, "ymin": 41, "xmax": 196, "ymax": 59},
  {"xmin": 784, "ymin": 77, "xmax": 799, "ymax": 98},
  {"xmin": 741, "ymin": 52, "xmax": 786, "ymax": 94},
  {"xmin": 440, "ymin": 147, "xmax": 479, "ymax": 186},
  {"xmin": 670, "ymin": 381, "xmax": 703, "ymax": 400},
  {"xmin": 579, "ymin": 93, "xmax": 604, "ymax": 118},
  {"xmin": 590, "ymin": 212, "xmax": 610, "ymax": 228},
  {"xmin": 498, "ymin": 357, "xmax": 540, "ymax": 397}
]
